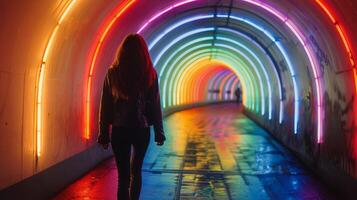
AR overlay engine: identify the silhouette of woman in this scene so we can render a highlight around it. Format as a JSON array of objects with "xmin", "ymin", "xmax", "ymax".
[{"xmin": 97, "ymin": 34, "xmax": 166, "ymax": 200}]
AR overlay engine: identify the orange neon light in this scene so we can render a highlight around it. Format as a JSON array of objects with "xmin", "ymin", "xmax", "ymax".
[
  {"xmin": 178, "ymin": 58, "xmax": 233, "ymax": 105},
  {"xmin": 177, "ymin": 58, "xmax": 239, "ymax": 105},
  {"xmin": 193, "ymin": 67, "xmax": 225, "ymax": 102},
  {"xmin": 85, "ymin": 0, "xmax": 136, "ymax": 139},
  {"xmin": 315, "ymin": 0, "xmax": 336, "ymax": 23},
  {"xmin": 36, "ymin": 0, "xmax": 77, "ymax": 158},
  {"xmin": 177, "ymin": 57, "xmax": 209, "ymax": 105},
  {"xmin": 182, "ymin": 60, "xmax": 224, "ymax": 103},
  {"xmin": 192, "ymin": 67, "xmax": 230, "ymax": 103},
  {"xmin": 336, "ymin": 24, "xmax": 351, "ymax": 55},
  {"xmin": 188, "ymin": 65, "xmax": 226, "ymax": 104}
]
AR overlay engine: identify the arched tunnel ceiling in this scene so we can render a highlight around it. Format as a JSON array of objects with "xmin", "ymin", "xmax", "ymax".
[{"xmin": 1, "ymin": 0, "xmax": 357, "ymax": 190}]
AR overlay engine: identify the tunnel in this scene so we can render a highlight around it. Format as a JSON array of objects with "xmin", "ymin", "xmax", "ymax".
[{"xmin": 1, "ymin": 0, "xmax": 357, "ymax": 199}]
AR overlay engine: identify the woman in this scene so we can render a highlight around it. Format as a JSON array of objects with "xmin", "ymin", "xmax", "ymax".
[{"xmin": 97, "ymin": 34, "xmax": 166, "ymax": 200}]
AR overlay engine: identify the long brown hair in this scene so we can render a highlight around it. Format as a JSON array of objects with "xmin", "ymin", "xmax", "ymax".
[{"xmin": 110, "ymin": 34, "xmax": 156, "ymax": 100}]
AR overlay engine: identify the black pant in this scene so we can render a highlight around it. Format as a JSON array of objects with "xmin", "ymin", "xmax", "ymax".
[{"xmin": 111, "ymin": 126, "xmax": 150, "ymax": 200}]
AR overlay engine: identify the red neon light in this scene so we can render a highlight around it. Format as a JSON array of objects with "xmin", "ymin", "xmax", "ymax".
[
  {"xmin": 315, "ymin": 0, "xmax": 336, "ymax": 23},
  {"xmin": 315, "ymin": 0, "xmax": 356, "ymax": 91},
  {"xmin": 85, "ymin": 0, "xmax": 136, "ymax": 139}
]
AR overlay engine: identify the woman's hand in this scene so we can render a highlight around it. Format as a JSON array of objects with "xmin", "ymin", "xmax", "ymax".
[{"xmin": 155, "ymin": 133, "xmax": 166, "ymax": 146}]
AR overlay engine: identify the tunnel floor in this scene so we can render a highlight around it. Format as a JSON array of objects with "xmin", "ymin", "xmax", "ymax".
[{"xmin": 53, "ymin": 103, "xmax": 335, "ymax": 200}]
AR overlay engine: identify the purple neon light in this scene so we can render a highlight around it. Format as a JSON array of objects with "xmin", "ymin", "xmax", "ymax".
[{"xmin": 240, "ymin": 0, "xmax": 323, "ymax": 142}]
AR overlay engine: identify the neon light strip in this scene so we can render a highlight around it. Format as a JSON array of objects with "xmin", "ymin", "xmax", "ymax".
[
  {"xmin": 217, "ymin": 27, "xmax": 283, "ymax": 118},
  {"xmin": 241, "ymin": 0, "xmax": 323, "ymax": 141},
  {"xmin": 137, "ymin": 0, "xmax": 199, "ymax": 33},
  {"xmin": 36, "ymin": 0, "xmax": 77, "ymax": 158},
  {"xmin": 162, "ymin": 44, "xmax": 212, "ymax": 106},
  {"xmin": 213, "ymin": 52, "xmax": 257, "ymax": 110},
  {"xmin": 184, "ymin": 63, "xmax": 225, "ymax": 103},
  {"xmin": 148, "ymin": 15, "xmax": 276, "ymax": 113},
  {"xmin": 169, "ymin": 48, "xmax": 253, "ymax": 108},
  {"xmin": 169, "ymin": 48, "xmax": 255, "ymax": 109},
  {"xmin": 217, "ymin": 36, "xmax": 272, "ymax": 119},
  {"xmin": 208, "ymin": 71, "xmax": 230, "ymax": 101},
  {"xmin": 216, "ymin": 43, "xmax": 266, "ymax": 116},
  {"xmin": 177, "ymin": 57, "xmax": 212, "ymax": 104},
  {"xmin": 85, "ymin": 0, "xmax": 136, "ymax": 139},
  {"xmin": 188, "ymin": 65, "xmax": 229, "ymax": 103},
  {"xmin": 223, "ymin": 75, "xmax": 238, "ymax": 100},
  {"xmin": 230, "ymin": 78, "xmax": 240, "ymax": 100},
  {"xmin": 157, "ymin": 37, "xmax": 259, "ymax": 111},
  {"xmin": 178, "ymin": 59, "xmax": 229, "ymax": 104},
  {"xmin": 138, "ymin": 0, "xmax": 322, "ymax": 140},
  {"xmin": 148, "ymin": 14, "xmax": 214, "ymax": 49},
  {"xmin": 146, "ymin": 12, "xmax": 282, "ymax": 118},
  {"xmin": 315, "ymin": 0, "xmax": 356, "ymax": 90},
  {"xmin": 194, "ymin": 66, "xmax": 240, "ymax": 103},
  {"xmin": 145, "ymin": 13, "xmax": 286, "ymax": 124},
  {"xmin": 153, "ymin": 28, "xmax": 214, "ymax": 66},
  {"xmin": 217, "ymin": 14, "xmax": 299, "ymax": 130},
  {"xmin": 211, "ymin": 71, "xmax": 229, "ymax": 101},
  {"xmin": 218, "ymin": 73, "xmax": 235, "ymax": 100},
  {"xmin": 177, "ymin": 59, "xmax": 239, "ymax": 105},
  {"xmin": 172, "ymin": 49, "xmax": 255, "ymax": 111},
  {"xmin": 155, "ymin": 37, "xmax": 212, "ymax": 107}
]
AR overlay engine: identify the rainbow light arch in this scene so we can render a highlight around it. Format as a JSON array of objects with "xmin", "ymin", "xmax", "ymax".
[
  {"xmin": 145, "ymin": 15, "xmax": 292, "ymax": 123},
  {"xmin": 137, "ymin": 0, "xmax": 323, "ymax": 141},
  {"xmin": 29, "ymin": 0, "xmax": 357, "ymax": 161},
  {"xmin": 31, "ymin": 0, "xmax": 357, "ymax": 159}
]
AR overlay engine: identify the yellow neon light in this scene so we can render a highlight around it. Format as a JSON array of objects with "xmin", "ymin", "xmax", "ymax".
[
  {"xmin": 182, "ymin": 59, "xmax": 213, "ymax": 103},
  {"xmin": 177, "ymin": 57, "xmax": 210, "ymax": 104},
  {"xmin": 36, "ymin": 0, "xmax": 77, "ymax": 158}
]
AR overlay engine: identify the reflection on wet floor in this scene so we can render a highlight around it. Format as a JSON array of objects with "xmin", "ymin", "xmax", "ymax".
[{"xmin": 54, "ymin": 103, "xmax": 335, "ymax": 200}]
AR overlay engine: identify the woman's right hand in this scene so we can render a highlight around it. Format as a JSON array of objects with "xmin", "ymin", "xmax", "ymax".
[{"xmin": 155, "ymin": 133, "xmax": 166, "ymax": 146}]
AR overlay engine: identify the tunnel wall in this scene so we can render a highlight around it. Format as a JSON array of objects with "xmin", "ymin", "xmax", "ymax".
[
  {"xmin": 242, "ymin": 0, "xmax": 357, "ymax": 197},
  {"xmin": 1, "ymin": 0, "xmax": 357, "ymax": 198}
]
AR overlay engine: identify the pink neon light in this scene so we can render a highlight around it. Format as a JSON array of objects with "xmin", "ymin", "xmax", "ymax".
[
  {"xmin": 241, "ymin": 0, "xmax": 324, "ymax": 143},
  {"xmin": 219, "ymin": 73, "xmax": 235, "ymax": 100},
  {"xmin": 194, "ymin": 67, "xmax": 226, "ymax": 101},
  {"xmin": 189, "ymin": 66, "xmax": 221, "ymax": 103},
  {"xmin": 223, "ymin": 75, "xmax": 237, "ymax": 100},
  {"xmin": 230, "ymin": 78, "xmax": 240, "ymax": 100}
]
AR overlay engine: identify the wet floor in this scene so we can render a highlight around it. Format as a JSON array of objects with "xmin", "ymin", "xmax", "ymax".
[{"xmin": 53, "ymin": 103, "xmax": 335, "ymax": 200}]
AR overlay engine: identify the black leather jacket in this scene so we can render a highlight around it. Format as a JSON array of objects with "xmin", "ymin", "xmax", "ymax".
[{"xmin": 97, "ymin": 67, "xmax": 165, "ymax": 144}]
